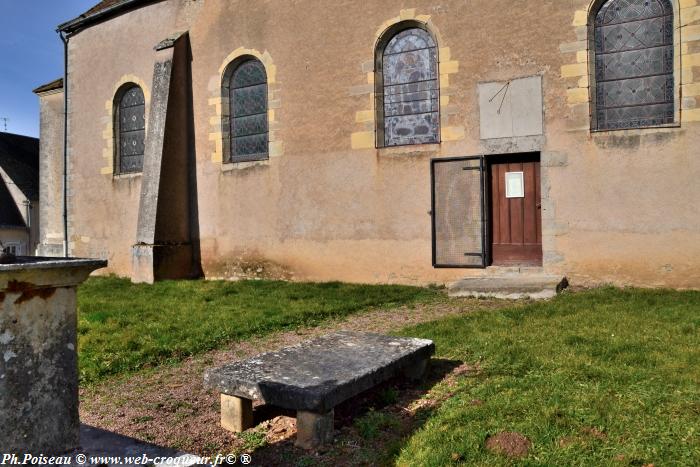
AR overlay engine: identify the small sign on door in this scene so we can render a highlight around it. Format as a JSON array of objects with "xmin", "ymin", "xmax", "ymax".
[{"xmin": 505, "ymin": 171, "xmax": 525, "ymax": 198}]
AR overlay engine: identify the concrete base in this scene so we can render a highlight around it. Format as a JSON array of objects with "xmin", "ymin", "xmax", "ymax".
[
  {"xmin": 449, "ymin": 269, "xmax": 568, "ymax": 299},
  {"xmin": 295, "ymin": 409, "xmax": 334, "ymax": 450},
  {"xmin": 220, "ymin": 394, "xmax": 254, "ymax": 433}
]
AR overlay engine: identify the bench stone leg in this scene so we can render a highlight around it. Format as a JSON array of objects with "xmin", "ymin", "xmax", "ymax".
[
  {"xmin": 295, "ymin": 409, "xmax": 334, "ymax": 449},
  {"xmin": 220, "ymin": 394, "xmax": 254, "ymax": 433},
  {"xmin": 403, "ymin": 358, "xmax": 429, "ymax": 381}
]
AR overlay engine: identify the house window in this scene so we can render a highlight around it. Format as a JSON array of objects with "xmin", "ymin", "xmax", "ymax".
[
  {"xmin": 224, "ymin": 58, "xmax": 269, "ymax": 162},
  {"xmin": 376, "ymin": 25, "xmax": 439, "ymax": 147},
  {"xmin": 4, "ymin": 242, "xmax": 22, "ymax": 255},
  {"xmin": 115, "ymin": 84, "xmax": 146, "ymax": 173},
  {"xmin": 593, "ymin": 0, "xmax": 674, "ymax": 130}
]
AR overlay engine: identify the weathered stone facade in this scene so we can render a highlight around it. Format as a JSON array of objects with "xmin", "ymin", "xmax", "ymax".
[
  {"xmin": 41, "ymin": 0, "xmax": 700, "ymax": 288},
  {"xmin": 34, "ymin": 82, "xmax": 64, "ymax": 257}
]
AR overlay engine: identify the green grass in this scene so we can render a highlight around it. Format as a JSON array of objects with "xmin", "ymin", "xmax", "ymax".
[
  {"xmin": 77, "ymin": 276, "xmax": 438, "ymax": 385},
  {"xmin": 395, "ymin": 287, "xmax": 700, "ymax": 466},
  {"xmin": 355, "ymin": 409, "xmax": 401, "ymax": 440}
]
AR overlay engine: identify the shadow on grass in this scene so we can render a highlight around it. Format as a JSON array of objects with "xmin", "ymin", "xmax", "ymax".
[{"xmin": 244, "ymin": 358, "xmax": 463, "ymax": 466}]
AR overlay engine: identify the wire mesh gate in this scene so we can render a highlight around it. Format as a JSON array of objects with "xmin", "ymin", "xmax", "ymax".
[{"xmin": 431, "ymin": 156, "xmax": 487, "ymax": 268}]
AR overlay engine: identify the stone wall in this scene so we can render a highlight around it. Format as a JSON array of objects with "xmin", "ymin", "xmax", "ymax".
[
  {"xmin": 36, "ymin": 89, "xmax": 64, "ymax": 257},
  {"xmin": 56, "ymin": 0, "xmax": 700, "ymax": 288}
]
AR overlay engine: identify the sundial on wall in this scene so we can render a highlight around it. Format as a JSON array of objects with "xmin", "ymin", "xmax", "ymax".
[{"xmin": 478, "ymin": 76, "xmax": 544, "ymax": 140}]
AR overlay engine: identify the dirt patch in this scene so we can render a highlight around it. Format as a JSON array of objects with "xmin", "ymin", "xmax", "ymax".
[
  {"xmin": 443, "ymin": 361, "xmax": 481, "ymax": 389},
  {"xmin": 452, "ymin": 363, "xmax": 479, "ymax": 376},
  {"xmin": 558, "ymin": 436, "xmax": 576, "ymax": 448},
  {"xmin": 204, "ymin": 254, "xmax": 294, "ymax": 281},
  {"xmin": 582, "ymin": 427, "xmax": 607, "ymax": 440},
  {"xmin": 485, "ymin": 431, "xmax": 532, "ymax": 458},
  {"xmin": 260, "ymin": 416, "xmax": 296, "ymax": 444}
]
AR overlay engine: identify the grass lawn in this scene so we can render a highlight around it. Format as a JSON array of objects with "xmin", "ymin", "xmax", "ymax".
[
  {"xmin": 77, "ymin": 276, "xmax": 439, "ymax": 385},
  {"xmin": 390, "ymin": 287, "xmax": 700, "ymax": 465}
]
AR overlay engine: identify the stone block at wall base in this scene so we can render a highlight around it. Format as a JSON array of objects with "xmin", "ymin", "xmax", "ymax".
[
  {"xmin": 36, "ymin": 243, "xmax": 64, "ymax": 257},
  {"xmin": 131, "ymin": 243, "xmax": 194, "ymax": 284}
]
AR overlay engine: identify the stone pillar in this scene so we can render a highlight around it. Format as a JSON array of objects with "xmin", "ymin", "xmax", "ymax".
[
  {"xmin": 0, "ymin": 258, "xmax": 106, "ymax": 454},
  {"xmin": 220, "ymin": 394, "xmax": 254, "ymax": 433},
  {"xmin": 296, "ymin": 409, "xmax": 334, "ymax": 449},
  {"xmin": 34, "ymin": 83, "xmax": 65, "ymax": 258},
  {"xmin": 132, "ymin": 31, "xmax": 199, "ymax": 283}
]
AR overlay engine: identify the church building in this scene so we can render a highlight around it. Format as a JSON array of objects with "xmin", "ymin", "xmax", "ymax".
[{"xmin": 34, "ymin": 0, "xmax": 700, "ymax": 288}]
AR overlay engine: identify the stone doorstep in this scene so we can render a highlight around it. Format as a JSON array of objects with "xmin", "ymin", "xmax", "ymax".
[{"xmin": 448, "ymin": 273, "xmax": 569, "ymax": 300}]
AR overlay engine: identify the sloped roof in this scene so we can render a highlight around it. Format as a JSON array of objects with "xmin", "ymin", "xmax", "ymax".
[
  {"xmin": 59, "ymin": 0, "xmax": 163, "ymax": 33},
  {"xmin": 0, "ymin": 132, "xmax": 39, "ymax": 201},
  {"xmin": 84, "ymin": 0, "xmax": 127, "ymax": 16},
  {"xmin": 0, "ymin": 177, "xmax": 26, "ymax": 228},
  {"xmin": 33, "ymin": 78, "xmax": 64, "ymax": 94}
]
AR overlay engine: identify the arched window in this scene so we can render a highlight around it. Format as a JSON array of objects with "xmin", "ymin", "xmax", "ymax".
[
  {"xmin": 114, "ymin": 84, "xmax": 145, "ymax": 174},
  {"xmin": 375, "ymin": 25, "xmax": 439, "ymax": 147},
  {"xmin": 593, "ymin": 0, "xmax": 674, "ymax": 130},
  {"xmin": 223, "ymin": 58, "xmax": 269, "ymax": 162}
]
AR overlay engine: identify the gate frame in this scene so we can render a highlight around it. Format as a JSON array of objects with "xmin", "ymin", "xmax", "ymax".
[{"xmin": 430, "ymin": 155, "xmax": 489, "ymax": 269}]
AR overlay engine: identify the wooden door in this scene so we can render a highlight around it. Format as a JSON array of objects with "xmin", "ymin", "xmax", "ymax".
[{"xmin": 489, "ymin": 156, "xmax": 542, "ymax": 266}]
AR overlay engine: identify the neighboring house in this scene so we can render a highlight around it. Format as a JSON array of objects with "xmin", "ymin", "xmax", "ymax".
[
  {"xmin": 35, "ymin": 0, "xmax": 700, "ymax": 287},
  {"xmin": 0, "ymin": 132, "xmax": 39, "ymax": 256}
]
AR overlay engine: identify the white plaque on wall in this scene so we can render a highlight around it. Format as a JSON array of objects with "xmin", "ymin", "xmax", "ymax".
[{"xmin": 505, "ymin": 172, "xmax": 525, "ymax": 198}]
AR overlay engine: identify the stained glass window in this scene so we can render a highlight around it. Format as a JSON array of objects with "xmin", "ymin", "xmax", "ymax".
[
  {"xmin": 377, "ymin": 27, "xmax": 439, "ymax": 147},
  {"xmin": 228, "ymin": 59, "xmax": 268, "ymax": 162},
  {"xmin": 594, "ymin": 0, "xmax": 674, "ymax": 130},
  {"xmin": 116, "ymin": 85, "xmax": 145, "ymax": 173}
]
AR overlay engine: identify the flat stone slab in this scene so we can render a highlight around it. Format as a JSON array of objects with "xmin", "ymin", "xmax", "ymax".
[
  {"xmin": 204, "ymin": 331, "xmax": 434, "ymax": 413},
  {"xmin": 449, "ymin": 274, "xmax": 568, "ymax": 300}
]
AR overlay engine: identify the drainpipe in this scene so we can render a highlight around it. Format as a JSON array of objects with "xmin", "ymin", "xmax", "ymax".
[
  {"xmin": 23, "ymin": 200, "xmax": 32, "ymax": 255},
  {"xmin": 59, "ymin": 30, "xmax": 69, "ymax": 257}
]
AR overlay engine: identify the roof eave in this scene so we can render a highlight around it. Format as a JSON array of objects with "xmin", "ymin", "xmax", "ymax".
[
  {"xmin": 57, "ymin": 0, "xmax": 153, "ymax": 35},
  {"xmin": 33, "ymin": 78, "xmax": 64, "ymax": 95}
]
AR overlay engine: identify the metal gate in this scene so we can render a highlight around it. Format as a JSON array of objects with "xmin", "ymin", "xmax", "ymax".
[{"xmin": 431, "ymin": 156, "xmax": 487, "ymax": 268}]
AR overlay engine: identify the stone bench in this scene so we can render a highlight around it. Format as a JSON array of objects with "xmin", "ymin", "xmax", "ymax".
[{"xmin": 203, "ymin": 331, "xmax": 435, "ymax": 449}]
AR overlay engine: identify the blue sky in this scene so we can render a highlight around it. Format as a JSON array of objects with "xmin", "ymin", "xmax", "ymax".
[{"xmin": 0, "ymin": 1, "xmax": 97, "ymax": 137}]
